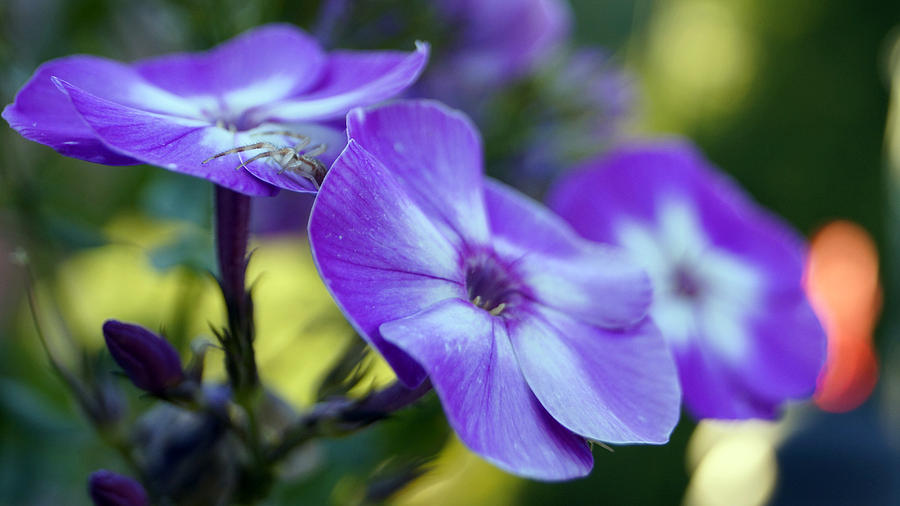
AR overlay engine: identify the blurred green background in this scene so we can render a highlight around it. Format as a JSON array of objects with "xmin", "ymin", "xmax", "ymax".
[{"xmin": 1, "ymin": 0, "xmax": 898, "ymax": 504}]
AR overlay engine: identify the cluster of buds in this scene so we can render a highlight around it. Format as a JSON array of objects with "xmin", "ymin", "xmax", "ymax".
[{"xmin": 84, "ymin": 313, "xmax": 428, "ymax": 505}]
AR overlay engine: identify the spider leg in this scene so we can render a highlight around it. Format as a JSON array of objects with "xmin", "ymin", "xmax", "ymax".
[
  {"xmin": 254, "ymin": 130, "xmax": 311, "ymax": 141},
  {"xmin": 297, "ymin": 156, "xmax": 328, "ymax": 186},
  {"xmin": 202, "ymin": 142, "xmax": 278, "ymax": 163},
  {"xmin": 288, "ymin": 163, "xmax": 322, "ymax": 189},
  {"xmin": 234, "ymin": 150, "xmax": 279, "ymax": 171},
  {"xmin": 279, "ymin": 158, "xmax": 303, "ymax": 175},
  {"xmin": 252, "ymin": 130, "xmax": 314, "ymax": 152},
  {"xmin": 304, "ymin": 143, "xmax": 327, "ymax": 157},
  {"xmin": 264, "ymin": 148, "xmax": 300, "ymax": 174},
  {"xmin": 307, "ymin": 172, "xmax": 322, "ymax": 190}
]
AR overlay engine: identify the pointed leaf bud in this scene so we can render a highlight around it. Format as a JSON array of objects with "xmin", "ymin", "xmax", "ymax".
[
  {"xmin": 88, "ymin": 469, "xmax": 149, "ymax": 506},
  {"xmin": 102, "ymin": 320, "xmax": 184, "ymax": 395}
]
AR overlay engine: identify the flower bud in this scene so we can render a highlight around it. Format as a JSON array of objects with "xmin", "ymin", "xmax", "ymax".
[
  {"xmin": 133, "ymin": 402, "xmax": 238, "ymax": 505},
  {"xmin": 102, "ymin": 320, "xmax": 184, "ymax": 395},
  {"xmin": 88, "ymin": 469, "xmax": 149, "ymax": 506}
]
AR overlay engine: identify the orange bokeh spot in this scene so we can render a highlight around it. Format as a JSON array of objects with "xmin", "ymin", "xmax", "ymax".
[{"xmin": 804, "ymin": 220, "xmax": 880, "ymax": 413}]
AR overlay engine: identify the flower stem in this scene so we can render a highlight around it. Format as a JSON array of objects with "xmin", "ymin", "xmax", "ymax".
[
  {"xmin": 214, "ymin": 185, "xmax": 258, "ymax": 393},
  {"xmin": 215, "ymin": 186, "xmax": 249, "ymax": 303},
  {"xmin": 215, "ymin": 185, "xmax": 275, "ymax": 502}
]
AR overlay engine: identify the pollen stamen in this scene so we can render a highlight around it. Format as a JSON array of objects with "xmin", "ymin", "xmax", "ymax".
[
  {"xmin": 489, "ymin": 303, "xmax": 506, "ymax": 316},
  {"xmin": 465, "ymin": 253, "xmax": 521, "ymax": 316}
]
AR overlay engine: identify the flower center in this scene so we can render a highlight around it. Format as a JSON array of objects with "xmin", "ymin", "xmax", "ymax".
[
  {"xmin": 672, "ymin": 264, "xmax": 701, "ymax": 299},
  {"xmin": 209, "ymin": 112, "xmax": 256, "ymax": 132},
  {"xmin": 464, "ymin": 253, "xmax": 521, "ymax": 316},
  {"xmin": 202, "ymin": 98, "xmax": 262, "ymax": 132}
]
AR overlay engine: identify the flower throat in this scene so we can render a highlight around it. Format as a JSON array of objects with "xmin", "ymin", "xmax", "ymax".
[{"xmin": 464, "ymin": 253, "xmax": 520, "ymax": 316}]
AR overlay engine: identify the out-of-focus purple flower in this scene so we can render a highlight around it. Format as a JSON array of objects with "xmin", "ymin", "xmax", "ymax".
[
  {"xmin": 251, "ymin": 191, "xmax": 315, "ymax": 236},
  {"xmin": 308, "ymin": 100, "xmax": 680, "ymax": 480},
  {"xmin": 513, "ymin": 49, "xmax": 635, "ymax": 193},
  {"xmin": 88, "ymin": 470, "xmax": 149, "ymax": 506},
  {"xmin": 102, "ymin": 319, "xmax": 184, "ymax": 396},
  {"xmin": 3, "ymin": 24, "xmax": 429, "ymax": 195},
  {"xmin": 548, "ymin": 140, "xmax": 827, "ymax": 420},
  {"xmin": 426, "ymin": 0, "xmax": 570, "ymax": 99},
  {"xmin": 546, "ymin": 49, "xmax": 634, "ymax": 144},
  {"xmin": 314, "ymin": 0, "xmax": 351, "ymax": 47}
]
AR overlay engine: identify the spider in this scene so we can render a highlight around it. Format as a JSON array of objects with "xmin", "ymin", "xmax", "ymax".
[{"xmin": 202, "ymin": 131, "xmax": 328, "ymax": 189}]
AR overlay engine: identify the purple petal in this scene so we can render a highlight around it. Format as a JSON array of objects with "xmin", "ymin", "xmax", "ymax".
[
  {"xmin": 56, "ymin": 79, "xmax": 277, "ymax": 196},
  {"xmin": 484, "ymin": 178, "xmax": 581, "ymax": 255},
  {"xmin": 379, "ymin": 298, "xmax": 593, "ymax": 480},
  {"xmin": 740, "ymin": 297, "xmax": 826, "ymax": 408},
  {"xmin": 251, "ymin": 191, "xmax": 315, "ymax": 235},
  {"xmin": 135, "ymin": 24, "xmax": 326, "ymax": 113},
  {"xmin": 547, "ymin": 140, "xmax": 691, "ymax": 242},
  {"xmin": 548, "ymin": 139, "xmax": 806, "ymax": 290},
  {"xmin": 1, "ymin": 55, "xmax": 202, "ymax": 165},
  {"xmin": 509, "ymin": 306, "xmax": 681, "ymax": 443},
  {"xmin": 309, "ymin": 140, "xmax": 465, "ymax": 386},
  {"xmin": 517, "ymin": 250, "xmax": 652, "ymax": 328},
  {"xmin": 672, "ymin": 338, "xmax": 777, "ymax": 419},
  {"xmin": 346, "ymin": 100, "xmax": 489, "ymax": 242},
  {"xmin": 486, "ymin": 179, "xmax": 651, "ymax": 327},
  {"xmin": 251, "ymin": 42, "xmax": 430, "ymax": 123}
]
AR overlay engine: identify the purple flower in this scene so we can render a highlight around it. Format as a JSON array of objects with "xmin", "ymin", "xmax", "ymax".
[
  {"xmin": 547, "ymin": 49, "xmax": 634, "ymax": 143},
  {"xmin": 509, "ymin": 49, "xmax": 636, "ymax": 193},
  {"xmin": 88, "ymin": 470, "xmax": 149, "ymax": 506},
  {"xmin": 251, "ymin": 191, "xmax": 315, "ymax": 236},
  {"xmin": 548, "ymin": 140, "xmax": 827, "ymax": 419},
  {"xmin": 2, "ymin": 24, "xmax": 429, "ymax": 195},
  {"xmin": 308, "ymin": 100, "xmax": 680, "ymax": 480},
  {"xmin": 425, "ymin": 0, "xmax": 570, "ymax": 100},
  {"xmin": 103, "ymin": 319, "xmax": 184, "ymax": 396}
]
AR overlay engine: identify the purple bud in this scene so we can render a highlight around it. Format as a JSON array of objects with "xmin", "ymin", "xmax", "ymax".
[
  {"xmin": 102, "ymin": 320, "xmax": 184, "ymax": 395},
  {"xmin": 88, "ymin": 470, "xmax": 149, "ymax": 506}
]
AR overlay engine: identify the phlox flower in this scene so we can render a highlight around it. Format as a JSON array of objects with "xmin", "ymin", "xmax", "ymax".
[
  {"xmin": 425, "ymin": 0, "xmax": 570, "ymax": 99},
  {"xmin": 548, "ymin": 140, "xmax": 827, "ymax": 419},
  {"xmin": 308, "ymin": 100, "xmax": 681, "ymax": 480},
  {"xmin": 3, "ymin": 24, "xmax": 428, "ymax": 195}
]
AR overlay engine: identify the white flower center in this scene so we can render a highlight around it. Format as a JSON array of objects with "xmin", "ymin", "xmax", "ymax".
[{"xmin": 615, "ymin": 197, "xmax": 762, "ymax": 363}]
